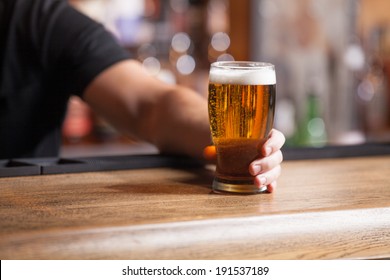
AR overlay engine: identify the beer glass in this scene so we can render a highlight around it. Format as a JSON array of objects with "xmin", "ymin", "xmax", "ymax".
[{"xmin": 208, "ymin": 61, "xmax": 276, "ymax": 193}]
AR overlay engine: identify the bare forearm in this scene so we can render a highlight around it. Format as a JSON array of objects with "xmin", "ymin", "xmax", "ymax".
[
  {"xmin": 150, "ymin": 86, "xmax": 211, "ymax": 159},
  {"xmin": 83, "ymin": 60, "xmax": 211, "ymax": 159}
]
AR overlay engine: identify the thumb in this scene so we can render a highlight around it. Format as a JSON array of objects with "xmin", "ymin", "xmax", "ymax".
[{"xmin": 203, "ymin": 145, "xmax": 217, "ymax": 162}]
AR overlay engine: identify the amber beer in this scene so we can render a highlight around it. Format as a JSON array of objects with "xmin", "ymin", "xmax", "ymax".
[{"xmin": 208, "ymin": 61, "xmax": 276, "ymax": 193}]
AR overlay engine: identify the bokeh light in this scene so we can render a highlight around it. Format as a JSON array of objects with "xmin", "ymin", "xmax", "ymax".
[
  {"xmin": 176, "ymin": 54, "xmax": 196, "ymax": 75},
  {"xmin": 211, "ymin": 32, "xmax": 230, "ymax": 52},
  {"xmin": 171, "ymin": 32, "xmax": 191, "ymax": 53},
  {"xmin": 142, "ymin": 56, "xmax": 161, "ymax": 76},
  {"xmin": 217, "ymin": 53, "xmax": 234, "ymax": 61}
]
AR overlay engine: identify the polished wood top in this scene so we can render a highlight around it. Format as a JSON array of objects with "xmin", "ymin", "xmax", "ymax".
[{"xmin": 1, "ymin": 155, "xmax": 390, "ymax": 259}]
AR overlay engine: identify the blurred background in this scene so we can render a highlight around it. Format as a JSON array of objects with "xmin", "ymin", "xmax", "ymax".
[{"xmin": 61, "ymin": 0, "xmax": 390, "ymax": 157}]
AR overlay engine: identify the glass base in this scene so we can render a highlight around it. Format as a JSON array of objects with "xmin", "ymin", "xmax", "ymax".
[{"xmin": 212, "ymin": 178, "xmax": 267, "ymax": 194}]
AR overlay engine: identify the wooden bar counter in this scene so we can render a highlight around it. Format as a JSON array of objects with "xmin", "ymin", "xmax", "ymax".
[{"xmin": 1, "ymin": 151, "xmax": 390, "ymax": 259}]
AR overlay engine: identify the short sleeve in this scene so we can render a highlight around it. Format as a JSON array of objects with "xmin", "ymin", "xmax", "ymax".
[{"xmin": 36, "ymin": 0, "xmax": 130, "ymax": 95}]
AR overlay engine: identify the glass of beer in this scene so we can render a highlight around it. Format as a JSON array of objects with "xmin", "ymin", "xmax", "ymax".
[{"xmin": 208, "ymin": 61, "xmax": 276, "ymax": 194}]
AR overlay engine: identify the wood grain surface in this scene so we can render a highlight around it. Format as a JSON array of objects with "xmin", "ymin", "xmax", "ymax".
[{"xmin": 1, "ymin": 156, "xmax": 390, "ymax": 259}]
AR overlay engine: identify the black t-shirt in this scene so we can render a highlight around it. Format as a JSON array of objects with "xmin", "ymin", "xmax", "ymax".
[{"xmin": 0, "ymin": 0, "xmax": 129, "ymax": 159}]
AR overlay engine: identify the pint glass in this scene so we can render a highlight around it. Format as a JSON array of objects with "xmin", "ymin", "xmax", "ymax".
[{"xmin": 208, "ymin": 61, "xmax": 276, "ymax": 193}]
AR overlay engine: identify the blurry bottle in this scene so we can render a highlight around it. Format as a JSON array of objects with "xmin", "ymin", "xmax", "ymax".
[
  {"xmin": 294, "ymin": 89, "xmax": 327, "ymax": 147},
  {"xmin": 360, "ymin": 25, "xmax": 390, "ymax": 139}
]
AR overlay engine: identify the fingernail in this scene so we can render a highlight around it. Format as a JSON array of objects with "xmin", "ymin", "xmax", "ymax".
[{"xmin": 259, "ymin": 176, "xmax": 267, "ymax": 185}]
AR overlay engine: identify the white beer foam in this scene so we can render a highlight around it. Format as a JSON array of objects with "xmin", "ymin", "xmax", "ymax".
[{"xmin": 209, "ymin": 67, "xmax": 276, "ymax": 85}]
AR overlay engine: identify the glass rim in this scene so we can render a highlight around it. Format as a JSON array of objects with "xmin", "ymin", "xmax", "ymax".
[{"xmin": 210, "ymin": 61, "xmax": 274, "ymax": 70}]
